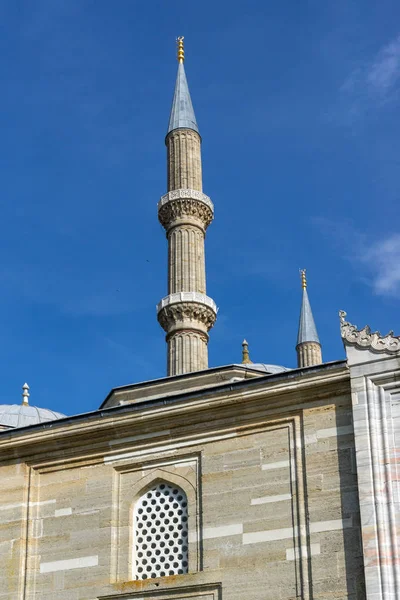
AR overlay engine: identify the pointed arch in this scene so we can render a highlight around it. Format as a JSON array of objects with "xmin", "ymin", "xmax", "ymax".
[{"xmin": 127, "ymin": 467, "xmax": 199, "ymax": 579}]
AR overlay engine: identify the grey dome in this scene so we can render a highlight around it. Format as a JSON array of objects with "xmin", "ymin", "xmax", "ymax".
[
  {"xmin": 248, "ymin": 363, "xmax": 291, "ymax": 374},
  {"xmin": 235, "ymin": 363, "xmax": 291, "ymax": 374},
  {"xmin": 0, "ymin": 404, "xmax": 66, "ymax": 429}
]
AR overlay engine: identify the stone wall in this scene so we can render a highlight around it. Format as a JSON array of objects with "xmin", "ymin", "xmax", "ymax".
[
  {"xmin": 340, "ymin": 311, "xmax": 400, "ymax": 600},
  {"xmin": 0, "ymin": 366, "xmax": 365, "ymax": 599}
]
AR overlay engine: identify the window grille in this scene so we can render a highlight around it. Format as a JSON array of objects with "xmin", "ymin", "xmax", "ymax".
[{"xmin": 134, "ymin": 482, "xmax": 189, "ymax": 579}]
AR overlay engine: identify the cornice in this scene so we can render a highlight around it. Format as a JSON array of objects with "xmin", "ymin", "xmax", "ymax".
[
  {"xmin": 340, "ymin": 310, "xmax": 400, "ymax": 354},
  {"xmin": 0, "ymin": 362, "xmax": 349, "ymax": 465}
]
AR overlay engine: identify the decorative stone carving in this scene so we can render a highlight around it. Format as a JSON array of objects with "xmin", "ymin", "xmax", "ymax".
[
  {"xmin": 158, "ymin": 189, "xmax": 214, "ymax": 231},
  {"xmin": 339, "ymin": 310, "xmax": 400, "ymax": 353},
  {"xmin": 157, "ymin": 295, "xmax": 217, "ymax": 334}
]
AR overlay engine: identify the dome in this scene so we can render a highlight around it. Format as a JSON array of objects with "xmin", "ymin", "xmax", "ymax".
[
  {"xmin": 234, "ymin": 363, "xmax": 291, "ymax": 375},
  {"xmin": 246, "ymin": 363, "xmax": 291, "ymax": 374},
  {"xmin": 0, "ymin": 403, "xmax": 66, "ymax": 429},
  {"xmin": 238, "ymin": 341, "xmax": 291, "ymax": 376}
]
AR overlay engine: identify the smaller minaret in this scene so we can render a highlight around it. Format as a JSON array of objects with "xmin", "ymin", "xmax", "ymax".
[{"xmin": 296, "ymin": 270, "xmax": 322, "ymax": 368}]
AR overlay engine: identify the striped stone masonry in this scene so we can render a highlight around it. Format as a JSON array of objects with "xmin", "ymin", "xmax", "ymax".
[{"xmin": 341, "ymin": 310, "xmax": 400, "ymax": 600}]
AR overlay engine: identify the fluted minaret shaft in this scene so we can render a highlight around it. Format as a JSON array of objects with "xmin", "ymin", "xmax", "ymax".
[
  {"xmin": 167, "ymin": 129, "xmax": 202, "ymax": 191},
  {"xmin": 297, "ymin": 342, "xmax": 322, "ymax": 368},
  {"xmin": 157, "ymin": 41, "xmax": 216, "ymax": 376}
]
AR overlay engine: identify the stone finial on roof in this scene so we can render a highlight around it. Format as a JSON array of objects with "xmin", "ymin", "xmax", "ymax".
[
  {"xmin": 22, "ymin": 383, "xmax": 30, "ymax": 406},
  {"xmin": 242, "ymin": 339, "xmax": 253, "ymax": 364},
  {"xmin": 167, "ymin": 37, "xmax": 199, "ymax": 135}
]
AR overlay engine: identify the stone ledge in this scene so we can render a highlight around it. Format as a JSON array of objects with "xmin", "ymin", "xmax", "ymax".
[
  {"xmin": 157, "ymin": 292, "xmax": 217, "ymax": 315},
  {"xmin": 158, "ymin": 189, "xmax": 214, "ymax": 212}
]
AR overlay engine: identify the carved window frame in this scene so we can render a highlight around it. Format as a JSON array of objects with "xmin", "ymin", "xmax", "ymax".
[{"xmin": 112, "ymin": 458, "xmax": 200, "ymax": 584}]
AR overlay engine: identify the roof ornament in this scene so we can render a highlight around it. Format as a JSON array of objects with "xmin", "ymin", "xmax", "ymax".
[
  {"xmin": 241, "ymin": 339, "xmax": 253, "ymax": 364},
  {"xmin": 300, "ymin": 268, "xmax": 307, "ymax": 290},
  {"xmin": 22, "ymin": 383, "xmax": 30, "ymax": 406},
  {"xmin": 339, "ymin": 310, "xmax": 400, "ymax": 353},
  {"xmin": 177, "ymin": 36, "xmax": 184, "ymax": 63}
]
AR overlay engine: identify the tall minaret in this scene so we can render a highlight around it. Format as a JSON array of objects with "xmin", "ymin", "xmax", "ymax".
[
  {"xmin": 296, "ymin": 270, "xmax": 322, "ymax": 368},
  {"xmin": 157, "ymin": 38, "xmax": 217, "ymax": 376}
]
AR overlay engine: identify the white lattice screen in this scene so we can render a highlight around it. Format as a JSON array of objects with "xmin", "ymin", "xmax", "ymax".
[{"xmin": 133, "ymin": 482, "xmax": 189, "ymax": 579}]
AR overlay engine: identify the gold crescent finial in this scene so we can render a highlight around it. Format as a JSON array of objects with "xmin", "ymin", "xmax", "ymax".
[
  {"xmin": 300, "ymin": 269, "xmax": 307, "ymax": 290},
  {"xmin": 177, "ymin": 36, "xmax": 184, "ymax": 63},
  {"xmin": 241, "ymin": 339, "xmax": 252, "ymax": 364}
]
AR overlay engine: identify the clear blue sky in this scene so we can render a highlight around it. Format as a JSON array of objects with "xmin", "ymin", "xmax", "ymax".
[{"xmin": 0, "ymin": 0, "xmax": 399, "ymax": 416}]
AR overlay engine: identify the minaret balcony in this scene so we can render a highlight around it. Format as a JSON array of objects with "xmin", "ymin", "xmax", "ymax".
[
  {"xmin": 157, "ymin": 292, "xmax": 217, "ymax": 335},
  {"xmin": 158, "ymin": 189, "xmax": 214, "ymax": 231}
]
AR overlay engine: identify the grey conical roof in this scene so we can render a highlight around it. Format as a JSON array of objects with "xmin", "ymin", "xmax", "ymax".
[
  {"xmin": 297, "ymin": 288, "xmax": 320, "ymax": 346},
  {"xmin": 167, "ymin": 62, "xmax": 199, "ymax": 135}
]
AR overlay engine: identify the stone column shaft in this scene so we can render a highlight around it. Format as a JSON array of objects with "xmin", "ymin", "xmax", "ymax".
[
  {"xmin": 168, "ymin": 225, "xmax": 206, "ymax": 294},
  {"xmin": 168, "ymin": 331, "xmax": 208, "ymax": 374},
  {"xmin": 167, "ymin": 129, "xmax": 202, "ymax": 192}
]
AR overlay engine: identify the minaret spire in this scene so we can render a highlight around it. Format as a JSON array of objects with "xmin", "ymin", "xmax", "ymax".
[
  {"xmin": 167, "ymin": 38, "xmax": 199, "ymax": 136},
  {"xmin": 157, "ymin": 38, "xmax": 217, "ymax": 376},
  {"xmin": 296, "ymin": 270, "xmax": 322, "ymax": 368}
]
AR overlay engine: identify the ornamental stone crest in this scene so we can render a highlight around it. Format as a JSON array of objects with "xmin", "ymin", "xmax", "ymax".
[{"xmin": 339, "ymin": 310, "xmax": 400, "ymax": 354}]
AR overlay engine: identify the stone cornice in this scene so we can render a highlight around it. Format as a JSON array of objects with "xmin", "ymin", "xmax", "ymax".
[
  {"xmin": 0, "ymin": 363, "xmax": 349, "ymax": 464},
  {"xmin": 158, "ymin": 189, "xmax": 214, "ymax": 230},
  {"xmin": 340, "ymin": 310, "xmax": 400, "ymax": 354}
]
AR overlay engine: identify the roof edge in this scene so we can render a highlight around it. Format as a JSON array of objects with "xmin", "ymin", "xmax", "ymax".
[{"xmin": 0, "ymin": 360, "xmax": 348, "ymax": 441}]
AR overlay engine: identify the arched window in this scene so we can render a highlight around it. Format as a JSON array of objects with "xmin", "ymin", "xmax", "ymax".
[{"xmin": 133, "ymin": 481, "xmax": 189, "ymax": 580}]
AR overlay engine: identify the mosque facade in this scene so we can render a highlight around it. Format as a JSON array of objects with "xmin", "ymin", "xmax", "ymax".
[{"xmin": 0, "ymin": 39, "xmax": 399, "ymax": 600}]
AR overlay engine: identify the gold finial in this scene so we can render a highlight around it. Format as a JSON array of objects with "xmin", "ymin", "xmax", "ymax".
[
  {"xmin": 177, "ymin": 36, "xmax": 184, "ymax": 63},
  {"xmin": 241, "ymin": 339, "xmax": 253, "ymax": 364},
  {"xmin": 300, "ymin": 269, "xmax": 307, "ymax": 290},
  {"xmin": 22, "ymin": 383, "xmax": 30, "ymax": 406}
]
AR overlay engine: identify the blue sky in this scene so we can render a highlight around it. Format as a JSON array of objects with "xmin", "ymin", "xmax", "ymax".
[{"xmin": 0, "ymin": 0, "xmax": 399, "ymax": 416}]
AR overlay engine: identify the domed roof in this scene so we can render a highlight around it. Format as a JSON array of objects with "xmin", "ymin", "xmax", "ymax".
[
  {"xmin": 0, "ymin": 384, "xmax": 66, "ymax": 429},
  {"xmin": 0, "ymin": 404, "xmax": 66, "ymax": 429},
  {"xmin": 238, "ymin": 340, "xmax": 291, "ymax": 375},
  {"xmin": 246, "ymin": 363, "xmax": 291, "ymax": 374}
]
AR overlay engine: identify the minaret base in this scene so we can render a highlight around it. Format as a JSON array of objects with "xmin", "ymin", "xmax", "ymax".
[{"xmin": 296, "ymin": 342, "xmax": 322, "ymax": 368}]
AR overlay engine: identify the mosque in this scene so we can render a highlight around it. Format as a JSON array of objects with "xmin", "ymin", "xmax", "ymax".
[{"xmin": 0, "ymin": 38, "xmax": 399, "ymax": 600}]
